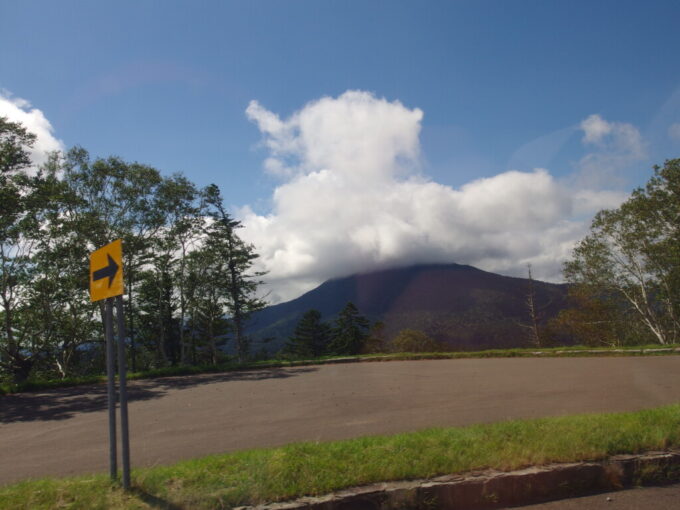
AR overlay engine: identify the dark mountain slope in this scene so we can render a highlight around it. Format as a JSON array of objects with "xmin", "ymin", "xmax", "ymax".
[{"xmin": 247, "ymin": 263, "xmax": 568, "ymax": 353}]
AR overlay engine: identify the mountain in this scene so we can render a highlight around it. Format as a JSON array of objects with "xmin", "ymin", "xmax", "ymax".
[{"xmin": 246, "ymin": 263, "xmax": 568, "ymax": 354}]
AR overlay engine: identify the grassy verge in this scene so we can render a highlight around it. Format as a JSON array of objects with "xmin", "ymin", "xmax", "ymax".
[
  {"xmin": 2, "ymin": 404, "xmax": 680, "ymax": 509},
  {"xmin": 2, "ymin": 344, "xmax": 679, "ymax": 395}
]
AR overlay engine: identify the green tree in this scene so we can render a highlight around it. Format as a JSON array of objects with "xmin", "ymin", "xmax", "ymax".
[
  {"xmin": 27, "ymin": 155, "xmax": 100, "ymax": 378},
  {"xmin": 548, "ymin": 285, "xmax": 650, "ymax": 347},
  {"xmin": 362, "ymin": 320, "xmax": 387, "ymax": 353},
  {"xmin": 157, "ymin": 174, "xmax": 203, "ymax": 365},
  {"xmin": 59, "ymin": 148, "xmax": 167, "ymax": 369},
  {"xmin": 204, "ymin": 184, "xmax": 266, "ymax": 362},
  {"xmin": 285, "ymin": 309, "xmax": 332, "ymax": 358},
  {"xmin": 0, "ymin": 117, "xmax": 42, "ymax": 382},
  {"xmin": 329, "ymin": 302, "xmax": 370, "ymax": 355},
  {"xmin": 0, "ymin": 116, "xmax": 35, "ymax": 175},
  {"xmin": 184, "ymin": 246, "xmax": 232, "ymax": 365},
  {"xmin": 564, "ymin": 159, "xmax": 680, "ymax": 345},
  {"xmin": 390, "ymin": 329, "xmax": 443, "ymax": 353},
  {"xmin": 133, "ymin": 174, "xmax": 204, "ymax": 368},
  {"xmin": 136, "ymin": 258, "xmax": 180, "ymax": 366}
]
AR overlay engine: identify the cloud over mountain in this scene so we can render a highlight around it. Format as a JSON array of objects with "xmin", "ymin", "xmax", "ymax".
[{"xmin": 240, "ymin": 91, "xmax": 629, "ymax": 303}]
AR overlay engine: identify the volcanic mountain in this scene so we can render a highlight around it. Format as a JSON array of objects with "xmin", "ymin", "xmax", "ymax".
[{"xmin": 247, "ymin": 263, "xmax": 568, "ymax": 354}]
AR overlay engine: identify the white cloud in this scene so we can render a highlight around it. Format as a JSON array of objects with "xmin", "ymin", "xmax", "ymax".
[
  {"xmin": 246, "ymin": 91, "xmax": 423, "ymax": 184},
  {"xmin": 580, "ymin": 114, "xmax": 645, "ymax": 157},
  {"xmin": 580, "ymin": 114, "xmax": 613, "ymax": 143},
  {"xmin": 240, "ymin": 92, "xmax": 628, "ymax": 303},
  {"xmin": 572, "ymin": 189, "xmax": 628, "ymax": 217},
  {"xmin": 669, "ymin": 123, "xmax": 680, "ymax": 142},
  {"xmin": 576, "ymin": 114, "xmax": 646, "ymax": 187},
  {"xmin": 0, "ymin": 90, "xmax": 64, "ymax": 170}
]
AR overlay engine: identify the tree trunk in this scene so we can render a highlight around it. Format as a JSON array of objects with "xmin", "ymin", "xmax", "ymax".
[
  {"xmin": 208, "ymin": 320, "xmax": 216, "ymax": 365},
  {"xmin": 179, "ymin": 246, "xmax": 187, "ymax": 365},
  {"xmin": 11, "ymin": 356, "xmax": 34, "ymax": 384},
  {"xmin": 228, "ymin": 256, "xmax": 246, "ymax": 363}
]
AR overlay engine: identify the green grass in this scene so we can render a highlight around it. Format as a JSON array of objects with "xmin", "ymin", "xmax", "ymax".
[
  {"xmin": 1, "ymin": 344, "xmax": 679, "ymax": 395},
  {"xmin": 2, "ymin": 404, "xmax": 680, "ymax": 509}
]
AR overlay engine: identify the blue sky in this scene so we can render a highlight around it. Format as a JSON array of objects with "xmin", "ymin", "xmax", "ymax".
[{"xmin": 2, "ymin": 1, "xmax": 679, "ymax": 300}]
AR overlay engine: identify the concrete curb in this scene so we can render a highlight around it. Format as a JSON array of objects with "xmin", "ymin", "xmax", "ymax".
[{"xmin": 236, "ymin": 450, "xmax": 680, "ymax": 510}]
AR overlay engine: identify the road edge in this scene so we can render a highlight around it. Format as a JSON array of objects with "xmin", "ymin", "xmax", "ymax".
[{"xmin": 236, "ymin": 450, "xmax": 680, "ymax": 510}]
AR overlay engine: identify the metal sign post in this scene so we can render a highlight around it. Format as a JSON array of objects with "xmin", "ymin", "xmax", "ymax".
[
  {"xmin": 104, "ymin": 297, "xmax": 117, "ymax": 479},
  {"xmin": 116, "ymin": 294, "xmax": 131, "ymax": 489},
  {"xmin": 90, "ymin": 239, "xmax": 130, "ymax": 489}
]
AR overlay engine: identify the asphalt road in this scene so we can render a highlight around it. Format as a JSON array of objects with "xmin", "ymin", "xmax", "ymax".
[
  {"xmin": 2, "ymin": 356, "xmax": 680, "ymax": 486},
  {"xmin": 509, "ymin": 483, "xmax": 680, "ymax": 509}
]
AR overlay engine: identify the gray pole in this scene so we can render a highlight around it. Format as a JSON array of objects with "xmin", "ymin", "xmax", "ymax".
[
  {"xmin": 115, "ymin": 295, "xmax": 131, "ymax": 489},
  {"xmin": 105, "ymin": 297, "xmax": 117, "ymax": 480}
]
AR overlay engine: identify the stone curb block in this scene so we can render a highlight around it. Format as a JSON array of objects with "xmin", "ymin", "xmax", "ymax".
[{"xmin": 236, "ymin": 450, "xmax": 680, "ymax": 510}]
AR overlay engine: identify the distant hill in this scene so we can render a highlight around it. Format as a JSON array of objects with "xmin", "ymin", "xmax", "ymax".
[{"xmin": 246, "ymin": 263, "xmax": 568, "ymax": 354}]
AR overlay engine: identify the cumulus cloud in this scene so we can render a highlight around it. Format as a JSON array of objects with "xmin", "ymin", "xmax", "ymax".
[
  {"xmin": 577, "ymin": 114, "xmax": 646, "ymax": 187},
  {"xmin": 0, "ymin": 90, "xmax": 64, "ymax": 169},
  {"xmin": 245, "ymin": 91, "xmax": 423, "ymax": 183},
  {"xmin": 239, "ymin": 92, "xmax": 629, "ymax": 303}
]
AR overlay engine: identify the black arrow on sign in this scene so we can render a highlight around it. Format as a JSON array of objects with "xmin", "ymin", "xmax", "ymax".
[{"xmin": 93, "ymin": 253, "xmax": 119, "ymax": 288}]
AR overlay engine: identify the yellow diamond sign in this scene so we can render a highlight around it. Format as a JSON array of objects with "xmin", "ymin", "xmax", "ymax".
[{"xmin": 90, "ymin": 239, "xmax": 124, "ymax": 302}]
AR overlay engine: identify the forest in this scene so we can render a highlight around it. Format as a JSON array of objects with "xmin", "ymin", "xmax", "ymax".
[{"xmin": 1, "ymin": 116, "xmax": 266, "ymax": 383}]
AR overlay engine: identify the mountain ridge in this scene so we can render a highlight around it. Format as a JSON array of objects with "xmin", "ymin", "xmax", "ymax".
[{"xmin": 247, "ymin": 263, "xmax": 568, "ymax": 354}]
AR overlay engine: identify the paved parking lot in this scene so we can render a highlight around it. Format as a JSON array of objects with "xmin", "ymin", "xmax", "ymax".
[{"xmin": 2, "ymin": 356, "xmax": 680, "ymax": 485}]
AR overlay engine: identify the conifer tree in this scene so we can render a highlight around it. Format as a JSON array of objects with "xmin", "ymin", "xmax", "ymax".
[
  {"xmin": 285, "ymin": 309, "xmax": 331, "ymax": 358},
  {"xmin": 204, "ymin": 185, "xmax": 266, "ymax": 362},
  {"xmin": 329, "ymin": 302, "xmax": 370, "ymax": 355}
]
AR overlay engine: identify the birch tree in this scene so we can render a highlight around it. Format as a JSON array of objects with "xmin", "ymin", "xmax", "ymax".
[{"xmin": 564, "ymin": 159, "xmax": 680, "ymax": 345}]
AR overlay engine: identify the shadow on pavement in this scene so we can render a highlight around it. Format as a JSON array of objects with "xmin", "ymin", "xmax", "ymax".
[
  {"xmin": 143, "ymin": 366, "xmax": 319, "ymax": 391},
  {"xmin": 0, "ymin": 384, "xmax": 162, "ymax": 423},
  {"xmin": 0, "ymin": 366, "xmax": 318, "ymax": 424}
]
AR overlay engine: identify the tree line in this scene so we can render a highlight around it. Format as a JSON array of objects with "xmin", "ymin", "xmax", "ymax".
[
  {"xmin": 284, "ymin": 301, "xmax": 447, "ymax": 358},
  {"xmin": 1, "ymin": 117, "xmax": 265, "ymax": 383},
  {"xmin": 284, "ymin": 302, "xmax": 372, "ymax": 357}
]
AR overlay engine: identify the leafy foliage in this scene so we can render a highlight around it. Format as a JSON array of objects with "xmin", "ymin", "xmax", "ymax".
[
  {"xmin": 0, "ymin": 116, "xmax": 48, "ymax": 382},
  {"xmin": 203, "ymin": 184, "xmax": 266, "ymax": 362},
  {"xmin": 390, "ymin": 329, "xmax": 445, "ymax": 353},
  {"xmin": 362, "ymin": 320, "xmax": 388, "ymax": 353},
  {"xmin": 563, "ymin": 159, "xmax": 680, "ymax": 345},
  {"xmin": 0, "ymin": 120, "xmax": 267, "ymax": 383}
]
